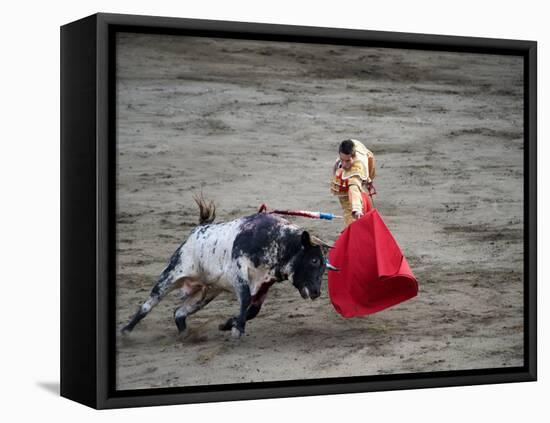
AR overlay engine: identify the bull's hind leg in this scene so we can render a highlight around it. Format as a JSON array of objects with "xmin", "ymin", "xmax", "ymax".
[
  {"xmin": 121, "ymin": 294, "xmax": 159, "ymax": 333},
  {"xmin": 121, "ymin": 271, "xmax": 186, "ymax": 334},
  {"xmin": 174, "ymin": 284, "xmax": 220, "ymax": 334}
]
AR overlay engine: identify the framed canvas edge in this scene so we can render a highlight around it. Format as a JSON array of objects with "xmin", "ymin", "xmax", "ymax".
[
  {"xmin": 96, "ymin": 370, "xmax": 535, "ymax": 409},
  {"xmin": 526, "ymin": 42, "xmax": 537, "ymax": 382},
  {"xmin": 63, "ymin": 12, "xmax": 538, "ymax": 409},
  {"xmin": 60, "ymin": 13, "xmax": 99, "ymax": 409},
  {"xmin": 93, "ymin": 12, "xmax": 537, "ymax": 50}
]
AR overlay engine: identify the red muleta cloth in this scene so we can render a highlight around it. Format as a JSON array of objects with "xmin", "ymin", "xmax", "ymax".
[{"xmin": 328, "ymin": 208, "xmax": 418, "ymax": 317}]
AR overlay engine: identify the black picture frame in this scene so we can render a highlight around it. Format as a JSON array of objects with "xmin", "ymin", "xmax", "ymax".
[{"xmin": 60, "ymin": 12, "xmax": 537, "ymax": 409}]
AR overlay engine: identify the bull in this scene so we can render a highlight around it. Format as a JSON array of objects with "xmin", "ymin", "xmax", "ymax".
[{"xmin": 121, "ymin": 197, "xmax": 336, "ymax": 338}]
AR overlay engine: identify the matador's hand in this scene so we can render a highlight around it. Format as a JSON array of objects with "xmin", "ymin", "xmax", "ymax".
[{"xmin": 352, "ymin": 210, "xmax": 364, "ymax": 220}]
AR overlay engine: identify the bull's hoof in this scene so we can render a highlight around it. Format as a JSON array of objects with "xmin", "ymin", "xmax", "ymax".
[
  {"xmin": 231, "ymin": 327, "xmax": 243, "ymax": 338},
  {"xmin": 121, "ymin": 325, "xmax": 132, "ymax": 335},
  {"xmin": 219, "ymin": 318, "xmax": 234, "ymax": 331},
  {"xmin": 175, "ymin": 318, "xmax": 187, "ymax": 334}
]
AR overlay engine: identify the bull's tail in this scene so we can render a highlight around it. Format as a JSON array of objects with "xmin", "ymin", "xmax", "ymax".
[{"xmin": 193, "ymin": 192, "xmax": 216, "ymax": 225}]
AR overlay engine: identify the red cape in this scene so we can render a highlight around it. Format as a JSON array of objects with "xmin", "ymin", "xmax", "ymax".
[{"xmin": 328, "ymin": 209, "xmax": 418, "ymax": 317}]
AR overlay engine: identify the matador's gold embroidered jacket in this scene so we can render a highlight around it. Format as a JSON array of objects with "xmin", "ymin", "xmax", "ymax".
[{"xmin": 330, "ymin": 140, "xmax": 374, "ymax": 225}]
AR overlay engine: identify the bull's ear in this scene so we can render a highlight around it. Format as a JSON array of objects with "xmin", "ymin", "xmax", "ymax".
[{"xmin": 301, "ymin": 231, "xmax": 312, "ymax": 248}]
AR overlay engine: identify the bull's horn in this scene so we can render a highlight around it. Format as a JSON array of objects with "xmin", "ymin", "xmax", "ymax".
[
  {"xmin": 326, "ymin": 260, "xmax": 340, "ymax": 272},
  {"xmin": 310, "ymin": 235, "xmax": 334, "ymax": 249}
]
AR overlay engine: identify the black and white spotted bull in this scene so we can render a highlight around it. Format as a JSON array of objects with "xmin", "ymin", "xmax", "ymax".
[{"xmin": 121, "ymin": 198, "xmax": 336, "ymax": 338}]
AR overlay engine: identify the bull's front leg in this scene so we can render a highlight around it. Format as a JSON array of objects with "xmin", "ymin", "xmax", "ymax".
[
  {"xmin": 218, "ymin": 301, "xmax": 262, "ymax": 333},
  {"xmin": 219, "ymin": 280, "xmax": 274, "ymax": 332},
  {"xmin": 231, "ymin": 277, "xmax": 251, "ymax": 338}
]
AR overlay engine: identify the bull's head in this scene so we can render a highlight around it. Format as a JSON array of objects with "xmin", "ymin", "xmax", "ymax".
[{"xmin": 291, "ymin": 231, "xmax": 328, "ymax": 300}]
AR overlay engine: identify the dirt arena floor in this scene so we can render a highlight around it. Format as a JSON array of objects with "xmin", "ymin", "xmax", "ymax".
[{"xmin": 115, "ymin": 33, "xmax": 524, "ymax": 390}]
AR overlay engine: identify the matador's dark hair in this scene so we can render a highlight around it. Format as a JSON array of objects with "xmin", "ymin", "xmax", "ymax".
[{"xmin": 339, "ymin": 139, "xmax": 356, "ymax": 156}]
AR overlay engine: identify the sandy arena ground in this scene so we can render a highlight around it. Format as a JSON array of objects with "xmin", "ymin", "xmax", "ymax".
[{"xmin": 115, "ymin": 33, "xmax": 524, "ymax": 390}]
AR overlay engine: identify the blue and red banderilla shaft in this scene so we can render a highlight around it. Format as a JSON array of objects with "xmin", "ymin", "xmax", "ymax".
[{"xmin": 258, "ymin": 204, "xmax": 342, "ymax": 220}]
